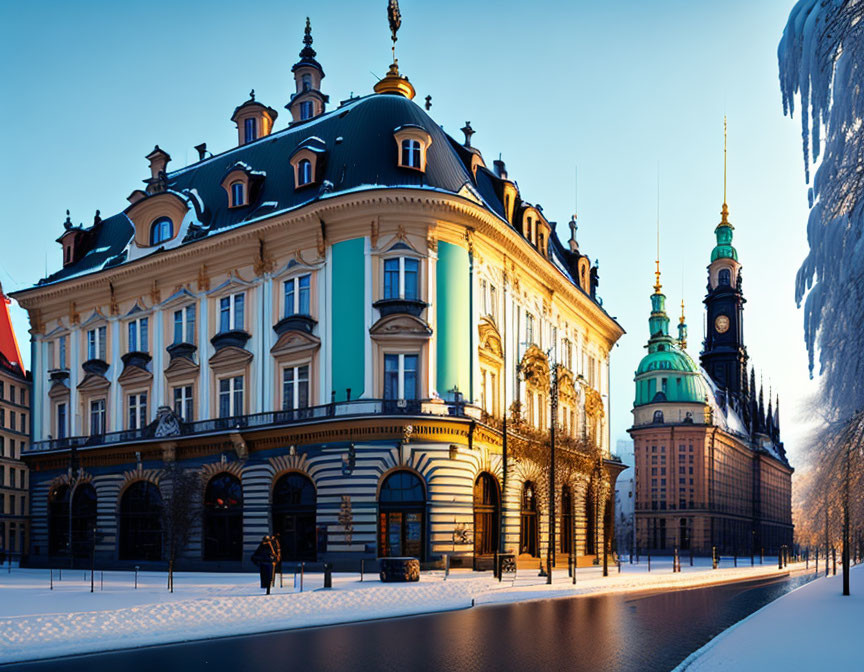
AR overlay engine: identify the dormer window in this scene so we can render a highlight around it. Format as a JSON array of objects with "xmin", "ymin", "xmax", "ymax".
[
  {"xmin": 231, "ymin": 182, "xmax": 246, "ymax": 207},
  {"xmin": 298, "ymin": 159, "xmax": 313, "ymax": 186},
  {"xmin": 150, "ymin": 217, "xmax": 173, "ymax": 246},
  {"xmin": 394, "ymin": 125, "xmax": 432, "ymax": 173},
  {"xmin": 401, "ymin": 139, "xmax": 421, "ymax": 168},
  {"xmin": 244, "ymin": 117, "xmax": 257, "ymax": 144}
]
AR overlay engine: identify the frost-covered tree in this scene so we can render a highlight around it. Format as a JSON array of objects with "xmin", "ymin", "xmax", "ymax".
[{"xmin": 779, "ymin": 0, "xmax": 864, "ymax": 591}]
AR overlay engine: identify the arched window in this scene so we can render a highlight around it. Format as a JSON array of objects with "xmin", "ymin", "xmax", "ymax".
[
  {"xmin": 150, "ymin": 217, "xmax": 173, "ymax": 246},
  {"xmin": 48, "ymin": 484, "xmax": 70, "ymax": 556},
  {"xmin": 653, "ymin": 410, "xmax": 664, "ymax": 424},
  {"xmin": 231, "ymin": 182, "xmax": 245, "ymax": 207},
  {"xmin": 301, "ymin": 73, "xmax": 312, "ymax": 92},
  {"xmin": 520, "ymin": 481, "xmax": 539, "ymax": 557},
  {"xmin": 297, "ymin": 159, "xmax": 313, "ymax": 186},
  {"xmin": 401, "ymin": 139, "xmax": 422, "ymax": 168},
  {"xmin": 561, "ymin": 485, "xmax": 573, "ymax": 554},
  {"xmin": 119, "ymin": 481, "xmax": 162, "ymax": 561},
  {"xmin": 378, "ymin": 470, "xmax": 425, "ymax": 559},
  {"xmin": 203, "ymin": 473, "xmax": 243, "ymax": 561},
  {"xmin": 272, "ymin": 473, "xmax": 317, "ymax": 561},
  {"xmin": 473, "ymin": 473, "xmax": 500, "ymax": 558},
  {"xmin": 71, "ymin": 484, "xmax": 97, "ymax": 558},
  {"xmin": 718, "ymin": 268, "xmax": 731, "ymax": 286}
]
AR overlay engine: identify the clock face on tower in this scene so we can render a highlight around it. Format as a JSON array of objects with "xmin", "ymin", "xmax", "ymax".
[{"xmin": 715, "ymin": 314, "xmax": 730, "ymax": 334}]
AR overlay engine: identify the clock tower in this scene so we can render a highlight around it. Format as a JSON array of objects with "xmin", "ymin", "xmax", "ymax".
[{"xmin": 700, "ymin": 125, "xmax": 748, "ymax": 398}]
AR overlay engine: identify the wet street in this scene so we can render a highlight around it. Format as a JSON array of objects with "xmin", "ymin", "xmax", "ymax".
[{"xmin": 4, "ymin": 572, "xmax": 815, "ymax": 672}]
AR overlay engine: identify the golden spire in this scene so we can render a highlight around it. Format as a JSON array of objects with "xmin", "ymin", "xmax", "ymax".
[
  {"xmin": 720, "ymin": 116, "xmax": 730, "ymax": 225},
  {"xmin": 374, "ymin": 0, "xmax": 415, "ymax": 99},
  {"xmin": 654, "ymin": 170, "xmax": 662, "ymax": 293},
  {"xmin": 679, "ymin": 299, "xmax": 686, "ymax": 325}
]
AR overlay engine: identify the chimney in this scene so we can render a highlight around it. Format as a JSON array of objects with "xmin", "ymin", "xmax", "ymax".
[
  {"xmin": 493, "ymin": 157, "xmax": 507, "ymax": 179},
  {"xmin": 144, "ymin": 145, "xmax": 171, "ymax": 194},
  {"xmin": 195, "ymin": 143, "xmax": 208, "ymax": 161}
]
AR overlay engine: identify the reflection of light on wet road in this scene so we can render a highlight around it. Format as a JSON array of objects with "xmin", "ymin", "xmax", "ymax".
[{"xmin": 5, "ymin": 573, "xmax": 816, "ymax": 672}]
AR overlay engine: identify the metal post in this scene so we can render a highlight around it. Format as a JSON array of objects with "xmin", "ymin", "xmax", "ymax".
[
  {"xmin": 301, "ymin": 562, "xmax": 305, "ymax": 591},
  {"xmin": 712, "ymin": 546, "xmax": 717, "ymax": 570},
  {"xmin": 734, "ymin": 550, "xmax": 737, "ymax": 568},
  {"xmin": 843, "ymin": 436, "xmax": 851, "ymax": 596},
  {"xmin": 360, "ymin": 558, "xmax": 364, "ymax": 582},
  {"xmin": 816, "ymin": 548, "xmax": 819, "ymax": 574},
  {"xmin": 778, "ymin": 549, "xmax": 783, "ymax": 570},
  {"xmin": 690, "ymin": 546, "xmax": 694, "ymax": 567},
  {"xmin": 444, "ymin": 553, "xmax": 450, "ymax": 580},
  {"xmin": 832, "ymin": 547, "xmax": 836, "ymax": 576},
  {"xmin": 134, "ymin": 566, "xmax": 139, "ymax": 589},
  {"xmin": 50, "ymin": 569, "xmax": 53, "ymax": 590},
  {"xmin": 673, "ymin": 546, "xmax": 679, "ymax": 573},
  {"xmin": 647, "ymin": 550, "xmax": 651, "ymax": 572},
  {"xmin": 760, "ymin": 547, "xmax": 764, "ymax": 564},
  {"xmin": 100, "ymin": 571, "xmax": 104, "ymax": 591}
]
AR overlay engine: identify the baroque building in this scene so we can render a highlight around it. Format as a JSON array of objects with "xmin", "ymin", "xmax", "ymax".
[
  {"xmin": 13, "ymin": 13, "xmax": 625, "ymax": 570},
  {"xmin": 0, "ymin": 285, "xmax": 30, "ymax": 559},
  {"xmin": 629, "ymin": 176, "xmax": 793, "ymax": 556}
]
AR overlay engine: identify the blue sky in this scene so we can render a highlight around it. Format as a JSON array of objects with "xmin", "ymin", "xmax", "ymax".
[{"xmin": 0, "ymin": 0, "xmax": 817, "ymax": 463}]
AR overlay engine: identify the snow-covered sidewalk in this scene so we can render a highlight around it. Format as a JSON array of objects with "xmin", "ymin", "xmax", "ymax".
[
  {"xmin": 677, "ymin": 564, "xmax": 863, "ymax": 670},
  {"xmin": 0, "ymin": 557, "xmax": 798, "ymax": 664}
]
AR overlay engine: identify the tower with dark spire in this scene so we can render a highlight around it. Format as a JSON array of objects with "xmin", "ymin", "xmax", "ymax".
[
  {"xmin": 700, "ymin": 117, "xmax": 748, "ymax": 398},
  {"xmin": 287, "ymin": 17, "xmax": 329, "ymax": 123}
]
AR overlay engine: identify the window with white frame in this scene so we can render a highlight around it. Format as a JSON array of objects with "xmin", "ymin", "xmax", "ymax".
[
  {"xmin": 89, "ymin": 399, "xmax": 106, "ymax": 435},
  {"xmin": 219, "ymin": 293, "xmax": 245, "ymax": 333},
  {"xmin": 173, "ymin": 304, "xmax": 196, "ymax": 345},
  {"xmin": 218, "ymin": 376, "xmax": 244, "ymax": 418},
  {"xmin": 127, "ymin": 317, "xmax": 149, "ymax": 353},
  {"xmin": 56, "ymin": 403, "xmax": 67, "ymax": 439},
  {"xmin": 284, "ymin": 275, "xmax": 311, "ymax": 317},
  {"xmin": 282, "ymin": 365, "xmax": 310, "ymax": 410},
  {"xmin": 383, "ymin": 257, "xmax": 419, "ymax": 300},
  {"xmin": 525, "ymin": 312, "xmax": 536, "ymax": 346},
  {"xmin": 384, "ymin": 353, "xmax": 418, "ymax": 400},
  {"xmin": 173, "ymin": 385, "xmax": 194, "ymax": 421},
  {"xmin": 400, "ymin": 139, "xmax": 421, "ymax": 168},
  {"xmin": 86, "ymin": 326, "xmax": 107, "ymax": 361},
  {"xmin": 128, "ymin": 392, "xmax": 148, "ymax": 430}
]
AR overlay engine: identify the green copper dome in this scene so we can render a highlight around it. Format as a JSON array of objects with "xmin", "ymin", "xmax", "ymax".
[
  {"xmin": 633, "ymin": 277, "xmax": 709, "ymax": 407},
  {"xmin": 710, "ymin": 203, "xmax": 737, "ymax": 262}
]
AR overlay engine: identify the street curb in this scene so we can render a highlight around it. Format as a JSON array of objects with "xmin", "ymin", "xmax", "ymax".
[{"xmin": 671, "ymin": 572, "xmax": 827, "ymax": 671}]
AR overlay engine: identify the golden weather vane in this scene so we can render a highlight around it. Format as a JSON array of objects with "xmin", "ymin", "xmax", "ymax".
[{"xmin": 388, "ymin": 0, "xmax": 402, "ymax": 64}]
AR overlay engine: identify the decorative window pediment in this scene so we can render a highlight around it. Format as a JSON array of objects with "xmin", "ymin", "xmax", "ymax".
[
  {"xmin": 209, "ymin": 345, "xmax": 253, "ymax": 372},
  {"xmin": 220, "ymin": 161, "xmax": 265, "ymax": 208},
  {"xmin": 394, "ymin": 125, "xmax": 432, "ymax": 172},
  {"xmin": 370, "ymin": 313, "xmax": 432, "ymax": 342},
  {"xmin": 118, "ymin": 359, "xmax": 153, "ymax": 387},
  {"xmin": 270, "ymin": 329, "xmax": 321, "ymax": 358},
  {"xmin": 77, "ymin": 371, "xmax": 111, "ymax": 392},
  {"xmin": 125, "ymin": 191, "xmax": 191, "ymax": 249},
  {"xmin": 165, "ymin": 353, "xmax": 200, "ymax": 381},
  {"xmin": 207, "ymin": 274, "xmax": 255, "ymax": 299},
  {"xmin": 160, "ymin": 287, "xmax": 198, "ymax": 310}
]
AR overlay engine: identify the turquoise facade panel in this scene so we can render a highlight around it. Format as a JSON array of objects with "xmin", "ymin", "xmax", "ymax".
[
  {"xmin": 436, "ymin": 241, "xmax": 470, "ymax": 400},
  {"xmin": 331, "ymin": 238, "xmax": 365, "ymax": 400}
]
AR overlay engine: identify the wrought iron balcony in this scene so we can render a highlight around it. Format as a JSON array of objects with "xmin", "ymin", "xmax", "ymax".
[{"xmin": 25, "ymin": 398, "xmax": 484, "ymax": 454}]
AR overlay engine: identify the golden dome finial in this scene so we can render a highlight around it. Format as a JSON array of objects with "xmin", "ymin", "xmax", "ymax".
[
  {"xmin": 679, "ymin": 299, "xmax": 685, "ymax": 325},
  {"xmin": 654, "ymin": 260, "xmax": 662, "ymax": 294},
  {"xmin": 374, "ymin": 0, "xmax": 415, "ymax": 99}
]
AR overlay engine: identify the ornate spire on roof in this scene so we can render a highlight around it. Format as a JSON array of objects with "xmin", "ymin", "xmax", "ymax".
[
  {"xmin": 678, "ymin": 299, "xmax": 688, "ymax": 349},
  {"xmin": 300, "ymin": 16, "xmax": 316, "ymax": 59},
  {"xmin": 374, "ymin": 0, "xmax": 415, "ymax": 99}
]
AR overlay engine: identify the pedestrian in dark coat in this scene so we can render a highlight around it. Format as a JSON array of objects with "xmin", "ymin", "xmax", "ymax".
[
  {"xmin": 271, "ymin": 533, "xmax": 283, "ymax": 586},
  {"xmin": 251, "ymin": 535, "xmax": 277, "ymax": 595}
]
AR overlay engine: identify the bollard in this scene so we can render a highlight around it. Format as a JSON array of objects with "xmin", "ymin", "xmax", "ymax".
[
  {"xmin": 712, "ymin": 546, "xmax": 718, "ymax": 569},
  {"xmin": 58, "ymin": 568, "xmax": 62, "ymax": 581},
  {"xmin": 630, "ymin": 551, "xmax": 633, "ymax": 565},
  {"xmin": 734, "ymin": 550, "xmax": 737, "ymax": 568},
  {"xmin": 647, "ymin": 551, "xmax": 651, "ymax": 572},
  {"xmin": 360, "ymin": 559, "xmax": 365, "ymax": 582},
  {"xmin": 444, "ymin": 554, "xmax": 450, "ymax": 580},
  {"xmin": 101, "ymin": 571, "xmax": 104, "ymax": 591},
  {"xmin": 494, "ymin": 551, "xmax": 499, "ymax": 580},
  {"xmin": 134, "ymin": 566, "xmax": 139, "ymax": 590},
  {"xmin": 572, "ymin": 557, "xmax": 577, "ymax": 585},
  {"xmin": 832, "ymin": 547, "xmax": 837, "ymax": 576},
  {"xmin": 673, "ymin": 546, "xmax": 679, "ymax": 573},
  {"xmin": 690, "ymin": 547, "xmax": 694, "ymax": 567},
  {"xmin": 323, "ymin": 562, "xmax": 333, "ymax": 589},
  {"xmin": 760, "ymin": 548, "xmax": 764, "ymax": 565},
  {"xmin": 779, "ymin": 550, "xmax": 783, "ymax": 569},
  {"xmin": 816, "ymin": 549, "xmax": 819, "ymax": 574},
  {"xmin": 806, "ymin": 549, "xmax": 809, "ymax": 570},
  {"xmin": 50, "ymin": 568, "xmax": 53, "ymax": 590},
  {"xmin": 618, "ymin": 556, "xmax": 621, "ymax": 573},
  {"xmin": 301, "ymin": 562, "xmax": 305, "ymax": 592}
]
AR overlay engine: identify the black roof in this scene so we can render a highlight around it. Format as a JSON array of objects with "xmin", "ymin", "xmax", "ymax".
[{"xmin": 38, "ymin": 93, "xmax": 603, "ymax": 311}]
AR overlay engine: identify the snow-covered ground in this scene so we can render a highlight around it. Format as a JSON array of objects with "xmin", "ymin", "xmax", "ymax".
[
  {"xmin": 0, "ymin": 557, "xmax": 797, "ymax": 664},
  {"xmin": 677, "ymin": 564, "xmax": 862, "ymax": 671}
]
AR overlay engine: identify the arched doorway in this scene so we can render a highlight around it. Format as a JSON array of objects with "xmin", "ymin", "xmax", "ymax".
[
  {"xmin": 560, "ymin": 485, "xmax": 573, "ymax": 555},
  {"xmin": 473, "ymin": 473, "xmax": 500, "ymax": 560},
  {"xmin": 378, "ymin": 470, "xmax": 425, "ymax": 559},
  {"xmin": 203, "ymin": 473, "xmax": 243, "ymax": 561},
  {"xmin": 272, "ymin": 473, "xmax": 317, "ymax": 562},
  {"xmin": 48, "ymin": 484, "xmax": 70, "ymax": 556},
  {"xmin": 585, "ymin": 483, "xmax": 597, "ymax": 555},
  {"xmin": 520, "ymin": 481, "xmax": 539, "ymax": 557},
  {"xmin": 71, "ymin": 484, "xmax": 97, "ymax": 558},
  {"xmin": 119, "ymin": 481, "xmax": 163, "ymax": 561}
]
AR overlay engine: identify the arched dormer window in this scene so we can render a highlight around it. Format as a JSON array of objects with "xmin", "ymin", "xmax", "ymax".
[
  {"xmin": 150, "ymin": 217, "xmax": 173, "ymax": 246},
  {"xmin": 298, "ymin": 159, "xmax": 313, "ymax": 186},
  {"xmin": 394, "ymin": 125, "xmax": 432, "ymax": 173},
  {"xmin": 231, "ymin": 182, "xmax": 246, "ymax": 207},
  {"xmin": 401, "ymin": 139, "xmax": 421, "ymax": 168}
]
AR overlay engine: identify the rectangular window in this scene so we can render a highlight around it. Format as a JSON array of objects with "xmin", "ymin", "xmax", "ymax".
[
  {"xmin": 300, "ymin": 100, "xmax": 313, "ymax": 120},
  {"xmin": 57, "ymin": 403, "xmax": 67, "ymax": 440},
  {"xmin": 127, "ymin": 317, "xmax": 149, "ymax": 353},
  {"xmin": 383, "ymin": 353, "xmax": 419, "ymax": 400},
  {"xmin": 284, "ymin": 274, "xmax": 311, "ymax": 316},
  {"xmin": 87, "ymin": 326, "xmax": 107, "ymax": 361},
  {"xmin": 173, "ymin": 385, "xmax": 194, "ymax": 421},
  {"xmin": 219, "ymin": 293, "xmax": 245, "ymax": 332},
  {"xmin": 10, "ymin": 412, "xmax": 15, "ymax": 432},
  {"xmin": 173, "ymin": 304, "xmax": 196, "ymax": 345},
  {"xmin": 57, "ymin": 336, "xmax": 67, "ymax": 369},
  {"xmin": 9, "ymin": 386, "xmax": 15, "ymax": 404},
  {"xmin": 128, "ymin": 392, "xmax": 148, "ymax": 430},
  {"xmin": 383, "ymin": 257, "xmax": 419, "ymax": 300},
  {"xmin": 244, "ymin": 117, "xmax": 257, "ymax": 143},
  {"xmin": 282, "ymin": 365, "xmax": 310, "ymax": 410},
  {"xmin": 219, "ymin": 376, "xmax": 244, "ymax": 418},
  {"xmin": 89, "ymin": 399, "xmax": 106, "ymax": 436},
  {"xmin": 526, "ymin": 312, "xmax": 536, "ymax": 345},
  {"xmin": 489, "ymin": 284, "xmax": 498, "ymax": 321}
]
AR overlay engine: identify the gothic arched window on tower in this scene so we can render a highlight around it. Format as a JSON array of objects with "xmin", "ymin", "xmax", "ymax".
[{"xmin": 718, "ymin": 268, "xmax": 731, "ymax": 286}]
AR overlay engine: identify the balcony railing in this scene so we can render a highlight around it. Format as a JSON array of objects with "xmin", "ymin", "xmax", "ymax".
[{"xmin": 26, "ymin": 398, "xmax": 483, "ymax": 454}]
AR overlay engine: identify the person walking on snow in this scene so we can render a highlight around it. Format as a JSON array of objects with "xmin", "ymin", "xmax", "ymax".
[
  {"xmin": 271, "ymin": 533, "xmax": 283, "ymax": 588},
  {"xmin": 251, "ymin": 535, "xmax": 278, "ymax": 595}
]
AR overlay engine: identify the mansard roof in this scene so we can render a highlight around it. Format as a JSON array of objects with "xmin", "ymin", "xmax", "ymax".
[{"xmin": 35, "ymin": 93, "xmax": 601, "ymax": 309}]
